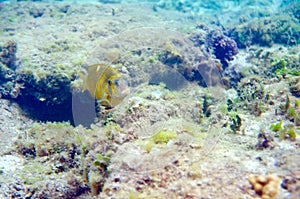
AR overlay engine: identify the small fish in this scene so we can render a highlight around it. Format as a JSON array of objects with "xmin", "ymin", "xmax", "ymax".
[{"xmin": 80, "ymin": 64, "xmax": 130, "ymax": 108}]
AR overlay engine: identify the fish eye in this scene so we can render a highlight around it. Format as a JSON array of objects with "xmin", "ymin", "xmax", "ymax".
[
  {"xmin": 114, "ymin": 79, "xmax": 119, "ymax": 86},
  {"xmin": 108, "ymin": 80, "xmax": 112, "ymax": 86}
]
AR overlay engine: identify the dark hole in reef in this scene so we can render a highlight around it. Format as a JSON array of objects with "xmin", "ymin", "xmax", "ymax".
[
  {"xmin": 16, "ymin": 91, "xmax": 101, "ymax": 127},
  {"xmin": 15, "ymin": 93, "xmax": 76, "ymax": 125},
  {"xmin": 12, "ymin": 72, "xmax": 99, "ymax": 127}
]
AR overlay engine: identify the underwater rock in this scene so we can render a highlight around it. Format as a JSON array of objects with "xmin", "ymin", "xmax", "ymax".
[
  {"xmin": 207, "ymin": 31, "xmax": 238, "ymax": 68},
  {"xmin": 0, "ymin": 40, "xmax": 75, "ymax": 122},
  {"xmin": 222, "ymin": 63, "xmax": 245, "ymax": 89},
  {"xmin": 289, "ymin": 77, "xmax": 300, "ymax": 97},
  {"xmin": 256, "ymin": 130, "xmax": 275, "ymax": 150},
  {"xmin": 0, "ymin": 63, "xmax": 21, "ymax": 99},
  {"xmin": 0, "ymin": 41, "xmax": 17, "ymax": 70},
  {"xmin": 0, "ymin": 41, "xmax": 20, "ymax": 99},
  {"xmin": 29, "ymin": 6, "xmax": 45, "ymax": 18},
  {"xmin": 229, "ymin": 15, "xmax": 300, "ymax": 48},
  {"xmin": 15, "ymin": 72, "xmax": 74, "ymax": 122}
]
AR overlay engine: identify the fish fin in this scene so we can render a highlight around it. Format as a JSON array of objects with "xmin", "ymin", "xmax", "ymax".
[{"xmin": 79, "ymin": 72, "xmax": 87, "ymax": 92}]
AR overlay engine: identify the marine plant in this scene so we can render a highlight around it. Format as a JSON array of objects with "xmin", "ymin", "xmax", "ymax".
[
  {"xmin": 237, "ymin": 76, "xmax": 264, "ymax": 102},
  {"xmin": 271, "ymin": 58, "xmax": 287, "ymax": 73},
  {"xmin": 270, "ymin": 121, "xmax": 283, "ymax": 132},
  {"xmin": 89, "ymin": 152, "xmax": 112, "ymax": 196},
  {"xmin": 0, "ymin": 40, "xmax": 17, "ymax": 70},
  {"xmin": 94, "ymin": 153, "xmax": 111, "ymax": 171},
  {"xmin": 232, "ymin": 76, "xmax": 270, "ymax": 116},
  {"xmin": 254, "ymin": 101, "xmax": 267, "ymax": 116},
  {"xmin": 272, "ymin": 57, "xmax": 300, "ymax": 77},
  {"xmin": 295, "ymin": 99, "xmax": 300, "ymax": 108},
  {"xmin": 202, "ymin": 94, "xmax": 212, "ymax": 117},
  {"xmin": 277, "ymin": 94, "xmax": 300, "ymax": 126},
  {"xmin": 270, "ymin": 122, "xmax": 297, "ymax": 141},
  {"xmin": 287, "ymin": 107, "xmax": 298, "ymax": 120},
  {"xmin": 143, "ymin": 129, "xmax": 177, "ymax": 153},
  {"xmin": 226, "ymin": 99, "xmax": 235, "ymax": 112},
  {"xmin": 152, "ymin": 130, "xmax": 177, "ymax": 144},
  {"xmin": 278, "ymin": 125, "xmax": 297, "ymax": 141},
  {"xmin": 284, "ymin": 128, "xmax": 297, "ymax": 140},
  {"xmin": 230, "ymin": 114, "xmax": 242, "ymax": 133},
  {"xmin": 289, "ymin": 76, "xmax": 300, "ymax": 97}
]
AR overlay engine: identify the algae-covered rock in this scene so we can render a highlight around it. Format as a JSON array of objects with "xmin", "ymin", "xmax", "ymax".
[
  {"xmin": 0, "ymin": 62, "xmax": 19, "ymax": 98},
  {"xmin": 229, "ymin": 15, "xmax": 300, "ymax": 48},
  {"xmin": 289, "ymin": 76, "xmax": 300, "ymax": 97},
  {"xmin": 0, "ymin": 38, "xmax": 77, "ymax": 122},
  {"xmin": 9, "ymin": 121, "xmax": 114, "ymax": 198},
  {"xmin": 18, "ymin": 71, "xmax": 74, "ymax": 105},
  {"xmin": 0, "ymin": 40, "xmax": 17, "ymax": 70}
]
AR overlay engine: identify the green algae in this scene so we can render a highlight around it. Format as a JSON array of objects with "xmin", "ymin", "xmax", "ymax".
[
  {"xmin": 229, "ymin": 114, "xmax": 242, "ymax": 133},
  {"xmin": 152, "ymin": 130, "xmax": 177, "ymax": 144},
  {"xmin": 270, "ymin": 121, "xmax": 283, "ymax": 132},
  {"xmin": 143, "ymin": 130, "xmax": 177, "ymax": 153}
]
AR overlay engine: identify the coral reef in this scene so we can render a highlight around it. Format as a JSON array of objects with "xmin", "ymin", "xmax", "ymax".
[
  {"xmin": 248, "ymin": 174, "xmax": 281, "ymax": 199},
  {"xmin": 229, "ymin": 15, "xmax": 300, "ymax": 48},
  {"xmin": 0, "ymin": 1, "xmax": 300, "ymax": 199},
  {"xmin": 0, "ymin": 62, "xmax": 19, "ymax": 98},
  {"xmin": 234, "ymin": 76, "xmax": 268, "ymax": 116},
  {"xmin": 0, "ymin": 41, "xmax": 21, "ymax": 99},
  {"xmin": 9, "ymin": 122, "xmax": 114, "ymax": 198},
  {"xmin": 0, "ymin": 39, "xmax": 76, "ymax": 122},
  {"xmin": 0, "ymin": 40, "xmax": 17, "ymax": 70},
  {"xmin": 88, "ymin": 27, "xmax": 224, "ymax": 88},
  {"xmin": 207, "ymin": 31, "xmax": 239, "ymax": 67}
]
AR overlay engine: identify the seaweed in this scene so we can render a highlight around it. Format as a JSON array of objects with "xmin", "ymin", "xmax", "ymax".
[
  {"xmin": 271, "ymin": 59, "xmax": 287, "ymax": 73},
  {"xmin": 270, "ymin": 122, "xmax": 297, "ymax": 141},
  {"xmin": 152, "ymin": 130, "xmax": 177, "ymax": 144},
  {"xmin": 278, "ymin": 126, "xmax": 297, "ymax": 141},
  {"xmin": 94, "ymin": 154, "xmax": 111, "ymax": 170},
  {"xmin": 270, "ymin": 121, "xmax": 283, "ymax": 132},
  {"xmin": 230, "ymin": 114, "xmax": 242, "ymax": 133},
  {"xmin": 202, "ymin": 94, "xmax": 212, "ymax": 117}
]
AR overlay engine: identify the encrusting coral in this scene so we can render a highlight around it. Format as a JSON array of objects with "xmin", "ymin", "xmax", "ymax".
[
  {"xmin": 207, "ymin": 31, "xmax": 239, "ymax": 68},
  {"xmin": 248, "ymin": 174, "xmax": 281, "ymax": 199}
]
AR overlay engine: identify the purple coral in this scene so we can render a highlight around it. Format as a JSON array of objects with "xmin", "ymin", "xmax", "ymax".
[{"xmin": 208, "ymin": 31, "xmax": 238, "ymax": 68}]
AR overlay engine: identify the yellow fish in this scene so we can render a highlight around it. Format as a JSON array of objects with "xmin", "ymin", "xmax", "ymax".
[{"xmin": 80, "ymin": 64, "xmax": 129, "ymax": 108}]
